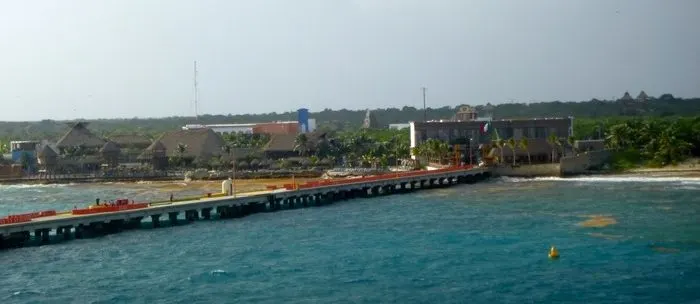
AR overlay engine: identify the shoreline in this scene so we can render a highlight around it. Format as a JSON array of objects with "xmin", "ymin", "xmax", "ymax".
[{"xmin": 2, "ymin": 168, "xmax": 700, "ymax": 188}]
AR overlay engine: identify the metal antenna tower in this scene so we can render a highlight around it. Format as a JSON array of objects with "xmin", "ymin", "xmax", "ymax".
[
  {"xmin": 422, "ymin": 87, "xmax": 427, "ymax": 122},
  {"xmin": 194, "ymin": 61, "xmax": 199, "ymax": 121}
]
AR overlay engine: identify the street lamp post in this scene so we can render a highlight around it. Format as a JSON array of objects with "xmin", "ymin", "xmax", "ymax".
[
  {"xmin": 422, "ymin": 87, "xmax": 427, "ymax": 122},
  {"xmin": 232, "ymin": 149, "xmax": 237, "ymax": 198},
  {"xmin": 469, "ymin": 138, "xmax": 473, "ymax": 166}
]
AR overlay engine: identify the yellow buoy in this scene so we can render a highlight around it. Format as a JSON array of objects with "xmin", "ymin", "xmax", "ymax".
[{"xmin": 549, "ymin": 246, "xmax": 560, "ymax": 259}]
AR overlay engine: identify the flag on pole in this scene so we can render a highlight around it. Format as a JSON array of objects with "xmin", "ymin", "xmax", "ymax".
[{"xmin": 480, "ymin": 122, "xmax": 490, "ymax": 134}]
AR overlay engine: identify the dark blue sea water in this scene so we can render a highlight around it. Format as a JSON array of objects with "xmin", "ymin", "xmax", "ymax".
[{"xmin": 1, "ymin": 176, "xmax": 700, "ymax": 304}]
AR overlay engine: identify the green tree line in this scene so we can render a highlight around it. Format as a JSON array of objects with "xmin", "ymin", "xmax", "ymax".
[
  {"xmin": 602, "ymin": 117, "xmax": 700, "ymax": 169},
  {"xmin": 1, "ymin": 94, "xmax": 699, "ymax": 143}
]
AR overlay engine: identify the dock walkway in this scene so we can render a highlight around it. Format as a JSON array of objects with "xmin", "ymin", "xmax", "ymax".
[{"xmin": 0, "ymin": 167, "xmax": 490, "ymax": 250}]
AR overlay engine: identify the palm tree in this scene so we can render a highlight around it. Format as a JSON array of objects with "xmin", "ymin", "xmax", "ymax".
[
  {"xmin": 411, "ymin": 145, "xmax": 427, "ymax": 163},
  {"xmin": 221, "ymin": 144, "xmax": 235, "ymax": 172},
  {"xmin": 519, "ymin": 138, "xmax": 531, "ymax": 165},
  {"xmin": 495, "ymin": 138, "xmax": 505, "ymax": 164},
  {"xmin": 0, "ymin": 141, "xmax": 9, "ymax": 154},
  {"xmin": 393, "ymin": 142, "xmax": 410, "ymax": 163},
  {"xmin": 567, "ymin": 136, "xmax": 576, "ymax": 156},
  {"xmin": 250, "ymin": 159, "xmax": 260, "ymax": 171},
  {"xmin": 435, "ymin": 140, "xmax": 450, "ymax": 165},
  {"xmin": 606, "ymin": 124, "xmax": 633, "ymax": 150},
  {"xmin": 547, "ymin": 134, "xmax": 560, "ymax": 163},
  {"xmin": 294, "ymin": 133, "xmax": 309, "ymax": 157},
  {"xmin": 654, "ymin": 128, "xmax": 693, "ymax": 165},
  {"xmin": 314, "ymin": 137, "xmax": 330, "ymax": 158},
  {"xmin": 176, "ymin": 143, "xmax": 188, "ymax": 167},
  {"xmin": 506, "ymin": 138, "xmax": 517, "ymax": 165}
]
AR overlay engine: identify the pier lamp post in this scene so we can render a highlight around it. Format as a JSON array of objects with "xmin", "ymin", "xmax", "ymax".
[
  {"xmin": 232, "ymin": 150, "xmax": 237, "ymax": 198},
  {"xmin": 468, "ymin": 138, "xmax": 473, "ymax": 166},
  {"xmin": 224, "ymin": 144, "xmax": 237, "ymax": 198}
]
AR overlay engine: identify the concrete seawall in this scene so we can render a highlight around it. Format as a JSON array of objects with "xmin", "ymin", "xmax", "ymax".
[
  {"xmin": 560, "ymin": 150, "xmax": 612, "ymax": 176},
  {"xmin": 492, "ymin": 150, "xmax": 612, "ymax": 178},
  {"xmin": 491, "ymin": 164, "xmax": 561, "ymax": 177}
]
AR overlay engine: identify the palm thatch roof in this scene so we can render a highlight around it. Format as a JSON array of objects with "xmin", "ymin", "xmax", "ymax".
[
  {"xmin": 108, "ymin": 134, "xmax": 152, "ymax": 148},
  {"xmin": 100, "ymin": 141, "xmax": 121, "ymax": 153},
  {"xmin": 37, "ymin": 145, "xmax": 58, "ymax": 158},
  {"xmin": 263, "ymin": 134, "xmax": 298, "ymax": 152},
  {"xmin": 138, "ymin": 141, "xmax": 167, "ymax": 160},
  {"xmin": 263, "ymin": 132, "xmax": 328, "ymax": 152},
  {"xmin": 637, "ymin": 90, "xmax": 649, "ymax": 101},
  {"xmin": 220, "ymin": 147, "xmax": 257, "ymax": 162},
  {"xmin": 56, "ymin": 122, "xmax": 105, "ymax": 149},
  {"xmin": 620, "ymin": 91, "xmax": 634, "ymax": 101},
  {"xmin": 151, "ymin": 129, "xmax": 226, "ymax": 159}
]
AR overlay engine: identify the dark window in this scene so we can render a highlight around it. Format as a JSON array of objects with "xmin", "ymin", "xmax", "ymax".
[{"xmin": 535, "ymin": 127, "xmax": 547, "ymax": 138}]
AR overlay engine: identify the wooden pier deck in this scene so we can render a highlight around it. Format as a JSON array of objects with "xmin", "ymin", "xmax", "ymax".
[{"xmin": 0, "ymin": 166, "xmax": 490, "ymax": 250}]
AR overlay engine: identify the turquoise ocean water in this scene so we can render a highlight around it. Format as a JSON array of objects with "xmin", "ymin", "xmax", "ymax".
[{"xmin": 1, "ymin": 176, "xmax": 699, "ymax": 303}]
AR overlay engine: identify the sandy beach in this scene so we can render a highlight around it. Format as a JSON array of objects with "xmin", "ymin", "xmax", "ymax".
[
  {"xmin": 89, "ymin": 177, "xmax": 324, "ymax": 196},
  {"xmin": 620, "ymin": 158, "xmax": 700, "ymax": 178}
]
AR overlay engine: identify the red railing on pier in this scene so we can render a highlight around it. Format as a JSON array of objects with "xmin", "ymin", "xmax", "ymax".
[
  {"xmin": 281, "ymin": 165, "xmax": 475, "ymax": 190},
  {"xmin": 71, "ymin": 203, "xmax": 149, "ymax": 215},
  {"xmin": 0, "ymin": 166, "xmax": 480, "ymax": 226},
  {"xmin": 0, "ymin": 210, "xmax": 57, "ymax": 225}
]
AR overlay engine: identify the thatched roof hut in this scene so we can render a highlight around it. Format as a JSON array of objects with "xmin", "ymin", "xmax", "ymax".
[
  {"xmin": 100, "ymin": 141, "xmax": 121, "ymax": 167},
  {"xmin": 149, "ymin": 129, "xmax": 226, "ymax": 161},
  {"xmin": 108, "ymin": 134, "xmax": 152, "ymax": 149},
  {"xmin": 637, "ymin": 90, "xmax": 649, "ymax": 102},
  {"xmin": 620, "ymin": 91, "xmax": 634, "ymax": 102},
  {"xmin": 38, "ymin": 145, "xmax": 58, "ymax": 158},
  {"xmin": 56, "ymin": 122, "xmax": 105, "ymax": 149},
  {"xmin": 37, "ymin": 145, "xmax": 58, "ymax": 166},
  {"xmin": 138, "ymin": 141, "xmax": 167, "ymax": 160},
  {"xmin": 100, "ymin": 141, "xmax": 121, "ymax": 154},
  {"xmin": 262, "ymin": 132, "xmax": 327, "ymax": 159}
]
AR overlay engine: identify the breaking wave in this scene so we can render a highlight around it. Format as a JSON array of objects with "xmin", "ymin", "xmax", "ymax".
[{"xmin": 499, "ymin": 176, "xmax": 700, "ymax": 185}]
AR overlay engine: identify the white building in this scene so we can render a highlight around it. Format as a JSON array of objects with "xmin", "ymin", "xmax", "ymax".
[
  {"xmin": 307, "ymin": 118, "xmax": 317, "ymax": 133},
  {"xmin": 389, "ymin": 123, "xmax": 410, "ymax": 130},
  {"xmin": 182, "ymin": 123, "xmax": 255, "ymax": 134}
]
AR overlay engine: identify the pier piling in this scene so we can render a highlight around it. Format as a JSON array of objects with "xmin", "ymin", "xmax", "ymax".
[
  {"xmin": 151, "ymin": 214, "xmax": 162, "ymax": 228},
  {"xmin": 0, "ymin": 167, "xmax": 490, "ymax": 251}
]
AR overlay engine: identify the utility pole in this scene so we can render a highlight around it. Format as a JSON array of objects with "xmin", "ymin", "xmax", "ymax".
[
  {"xmin": 232, "ymin": 148, "xmax": 236, "ymax": 198},
  {"xmin": 193, "ymin": 61, "xmax": 199, "ymax": 121},
  {"xmin": 422, "ymin": 87, "xmax": 427, "ymax": 122},
  {"xmin": 469, "ymin": 138, "xmax": 473, "ymax": 166}
]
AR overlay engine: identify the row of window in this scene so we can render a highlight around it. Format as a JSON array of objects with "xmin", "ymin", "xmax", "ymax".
[{"xmin": 418, "ymin": 127, "xmax": 569, "ymax": 142}]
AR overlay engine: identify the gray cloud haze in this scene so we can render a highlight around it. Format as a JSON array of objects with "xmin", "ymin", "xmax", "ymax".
[{"xmin": 0, "ymin": 0, "xmax": 698, "ymax": 121}]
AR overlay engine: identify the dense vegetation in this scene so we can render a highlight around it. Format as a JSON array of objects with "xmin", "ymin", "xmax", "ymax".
[
  {"xmin": 0, "ymin": 93, "xmax": 698, "ymax": 144},
  {"xmin": 1, "ymin": 93, "xmax": 699, "ymax": 171},
  {"xmin": 600, "ymin": 117, "xmax": 700, "ymax": 169},
  {"xmin": 292, "ymin": 128, "xmax": 411, "ymax": 168},
  {"xmin": 158, "ymin": 128, "xmax": 412, "ymax": 171}
]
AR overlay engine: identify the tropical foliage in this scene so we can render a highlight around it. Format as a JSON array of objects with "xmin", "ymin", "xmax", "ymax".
[
  {"xmin": 320, "ymin": 129, "xmax": 412, "ymax": 168},
  {"xmin": 220, "ymin": 133, "xmax": 269, "ymax": 149},
  {"xmin": 603, "ymin": 117, "xmax": 700, "ymax": 168},
  {"xmin": 411, "ymin": 139, "xmax": 450, "ymax": 165},
  {"xmin": 1, "ymin": 93, "xmax": 699, "ymax": 142}
]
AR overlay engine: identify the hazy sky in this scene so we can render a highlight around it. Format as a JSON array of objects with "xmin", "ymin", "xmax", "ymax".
[{"xmin": 0, "ymin": 0, "xmax": 698, "ymax": 121}]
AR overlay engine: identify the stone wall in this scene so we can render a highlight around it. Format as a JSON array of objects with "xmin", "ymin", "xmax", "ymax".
[
  {"xmin": 560, "ymin": 150, "xmax": 612, "ymax": 176},
  {"xmin": 491, "ymin": 163, "xmax": 561, "ymax": 177},
  {"xmin": 0, "ymin": 164, "xmax": 23, "ymax": 178}
]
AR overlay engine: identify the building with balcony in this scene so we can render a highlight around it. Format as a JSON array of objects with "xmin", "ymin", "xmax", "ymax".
[{"xmin": 409, "ymin": 108, "xmax": 574, "ymax": 164}]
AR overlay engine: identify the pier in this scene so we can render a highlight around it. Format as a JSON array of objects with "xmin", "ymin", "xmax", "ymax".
[{"xmin": 0, "ymin": 166, "xmax": 490, "ymax": 250}]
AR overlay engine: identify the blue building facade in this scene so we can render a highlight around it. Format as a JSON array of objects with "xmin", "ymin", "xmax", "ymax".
[{"xmin": 297, "ymin": 108, "xmax": 309, "ymax": 133}]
